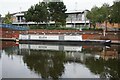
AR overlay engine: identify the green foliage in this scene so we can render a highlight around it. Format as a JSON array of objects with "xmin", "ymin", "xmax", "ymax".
[
  {"xmin": 29, "ymin": 25, "xmax": 79, "ymax": 30},
  {"xmin": 24, "ymin": 6, "xmax": 34, "ymax": 22},
  {"xmin": 25, "ymin": 1, "xmax": 67, "ymax": 27},
  {"xmin": 82, "ymin": 27, "xmax": 103, "ymax": 31},
  {"xmin": 3, "ymin": 12, "xmax": 12, "ymax": 24},
  {"xmin": 98, "ymin": 3, "xmax": 110, "ymax": 30},
  {"xmin": 24, "ymin": 2, "xmax": 49, "ymax": 23},
  {"xmin": 86, "ymin": 6, "xmax": 99, "ymax": 28},
  {"xmin": 86, "ymin": 4, "xmax": 110, "ymax": 28},
  {"xmin": 98, "ymin": 3, "xmax": 110, "ymax": 23},
  {"xmin": 86, "ymin": 1, "xmax": 120, "ymax": 28},
  {"xmin": 109, "ymin": 0, "xmax": 120, "ymax": 24},
  {"xmin": 48, "ymin": 2, "xmax": 67, "ymax": 27}
]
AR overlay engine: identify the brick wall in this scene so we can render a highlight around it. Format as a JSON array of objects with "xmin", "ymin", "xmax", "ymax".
[
  {"xmin": 1, "ymin": 28, "xmax": 119, "ymax": 40},
  {"xmin": 96, "ymin": 22, "xmax": 120, "ymax": 28},
  {"xmin": 1, "ymin": 28, "xmax": 19, "ymax": 38}
]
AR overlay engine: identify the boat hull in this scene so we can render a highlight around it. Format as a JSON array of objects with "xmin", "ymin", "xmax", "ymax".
[{"xmin": 19, "ymin": 39, "xmax": 111, "ymax": 46}]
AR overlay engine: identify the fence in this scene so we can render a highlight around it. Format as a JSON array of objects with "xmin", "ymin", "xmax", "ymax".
[{"xmin": 0, "ymin": 24, "xmax": 29, "ymax": 31}]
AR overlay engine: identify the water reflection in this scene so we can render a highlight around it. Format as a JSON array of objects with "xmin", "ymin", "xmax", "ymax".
[
  {"xmin": 0, "ymin": 50, "xmax": 2, "ymax": 79},
  {"xmin": 2, "ymin": 41, "xmax": 120, "ymax": 79},
  {"xmin": 85, "ymin": 57, "xmax": 120, "ymax": 79},
  {"xmin": 23, "ymin": 50, "xmax": 65, "ymax": 79},
  {"xmin": 0, "ymin": 40, "xmax": 2, "ymax": 79}
]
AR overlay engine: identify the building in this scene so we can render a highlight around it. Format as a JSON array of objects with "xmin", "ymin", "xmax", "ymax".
[
  {"xmin": 66, "ymin": 10, "xmax": 89, "ymax": 28},
  {"xmin": 11, "ymin": 10, "xmax": 90, "ymax": 28},
  {"xmin": 11, "ymin": 11, "xmax": 25, "ymax": 23}
]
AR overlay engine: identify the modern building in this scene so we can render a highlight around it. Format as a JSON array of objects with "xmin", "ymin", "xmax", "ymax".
[
  {"xmin": 11, "ymin": 11, "xmax": 25, "ymax": 23},
  {"xmin": 65, "ymin": 10, "xmax": 89, "ymax": 28},
  {"xmin": 11, "ymin": 10, "xmax": 90, "ymax": 28}
]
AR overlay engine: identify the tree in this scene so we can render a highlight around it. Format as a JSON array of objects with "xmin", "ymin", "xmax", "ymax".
[
  {"xmin": 25, "ymin": 1, "xmax": 67, "ymax": 27},
  {"xmin": 98, "ymin": 3, "xmax": 110, "ymax": 31},
  {"xmin": 109, "ymin": 0, "xmax": 120, "ymax": 27},
  {"xmin": 24, "ymin": 2, "xmax": 49, "ymax": 25},
  {"xmin": 86, "ymin": 4, "xmax": 110, "ymax": 30},
  {"xmin": 35, "ymin": 2, "xmax": 50, "ymax": 24},
  {"xmin": 86, "ymin": 6, "xmax": 99, "ymax": 28},
  {"xmin": 48, "ymin": 1, "xmax": 67, "ymax": 27},
  {"xmin": 3, "ymin": 12, "xmax": 12, "ymax": 24},
  {"xmin": 24, "ymin": 6, "xmax": 34, "ymax": 22}
]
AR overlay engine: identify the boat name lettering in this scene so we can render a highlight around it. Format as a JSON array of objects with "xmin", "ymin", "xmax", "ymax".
[
  {"xmin": 39, "ymin": 36, "xmax": 47, "ymax": 39},
  {"xmin": 39, "ymin": 46, "xmax": 47, "ymax": 48}
]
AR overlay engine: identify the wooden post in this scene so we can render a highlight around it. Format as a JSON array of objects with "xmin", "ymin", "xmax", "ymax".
[
  {"xmin": 118, "ymin": 23, "xmax": 120, "ymax": 28},
  {"xmin": 103, "ymin": 29, "xmax": 106, "ymax": 36}
]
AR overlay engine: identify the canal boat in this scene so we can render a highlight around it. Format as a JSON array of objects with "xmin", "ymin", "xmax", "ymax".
[{"xmin": 18, "ymin": 34, "xmax": 111, "ymax": 45}]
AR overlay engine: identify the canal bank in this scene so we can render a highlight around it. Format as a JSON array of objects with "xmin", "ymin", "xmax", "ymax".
[{"xmin": 1, "ymin": 28, "xmax": 120, "ymax": 44}]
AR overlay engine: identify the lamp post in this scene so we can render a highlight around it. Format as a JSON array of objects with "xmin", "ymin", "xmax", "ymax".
[
  {"xmin": 84, "ymin": 10, "xmax": 87, "ymax": 27},
  {"xmin": 71, "ymin": 16, "xmax": 73, "ymax": 27}
]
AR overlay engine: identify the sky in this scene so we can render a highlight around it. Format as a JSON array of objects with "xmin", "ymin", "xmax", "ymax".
[{"xmin": 0, "ymin": 0, "xmax": 115, "ymax": 17}]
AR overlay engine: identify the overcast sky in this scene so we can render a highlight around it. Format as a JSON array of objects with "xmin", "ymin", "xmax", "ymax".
[{"xmin": 0, "ymin": 0, "xmax": 115, "ymax": 17}]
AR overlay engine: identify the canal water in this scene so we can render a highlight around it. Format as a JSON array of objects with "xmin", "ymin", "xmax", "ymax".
[{"xmin": 1, "ymin": 41, "xmax": 120, "ymax": 79}]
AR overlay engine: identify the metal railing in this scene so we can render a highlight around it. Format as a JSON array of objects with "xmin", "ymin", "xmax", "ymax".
[{"xmin": 0, "ymin": 24, "xmax": 29, "ymax": 31}]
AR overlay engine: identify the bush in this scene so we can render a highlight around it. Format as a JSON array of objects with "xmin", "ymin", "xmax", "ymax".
[
  {"xmin": 29, "ymin": 25, "xmax": 79, "ymax": 30},
  {"xmin": 82, "ymin": 27, "xmax": 103, "ymax": 31}
]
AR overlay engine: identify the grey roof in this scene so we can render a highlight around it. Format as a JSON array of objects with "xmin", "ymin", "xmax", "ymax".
[
  {"xmin": 65, "ymin": 10, "xmax": 84, "ymax": 14},
  {"xmin": 43, "ymin": 0, "xmax": 63, "ymax": 2},
  {"xmin": 10, "ymin": 10, "xmax": 89, "ymax": 16}
]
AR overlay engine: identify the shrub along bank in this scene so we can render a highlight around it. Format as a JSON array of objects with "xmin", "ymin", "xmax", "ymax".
[
  {"xmin": 29, "ymin": 25, "xmax": 103, "ymax": 31},
  {"xmin": 29, "ymin": 25, "xmax": 79, "ymax": 30}
]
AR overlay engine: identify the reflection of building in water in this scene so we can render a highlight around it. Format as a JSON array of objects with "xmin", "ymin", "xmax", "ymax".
[
  {"xmin": 19, "ymin": 44, "xmax": 82, "ymax": 52},
  {"xmin": 3, "ymin": 41, "xmax": 120, "ymax": 61},
  {"xmin": 3, "ymin": 42, "xmax": 119, "ymax": 61},
  {"xmin": 19, "ymin": 44, "xmax": 103, "ymax": 63},
  {"xmin": 82, "ymin": 45, "xmax": 119, "ymax": 60},
  {"xmin": 65, "ymin": 52, "xmax": 85, "ymax": 63},
  {"xmin": 65, "ymin": 51, "xmax": 98, "ymax": 63},
  {"xmin": 19, "ymin": 44, "xmax": 119, "ymax": 61},
  {"xmin": 100, "ymin": 46, "xmax": 119, "ymax": 60}
]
